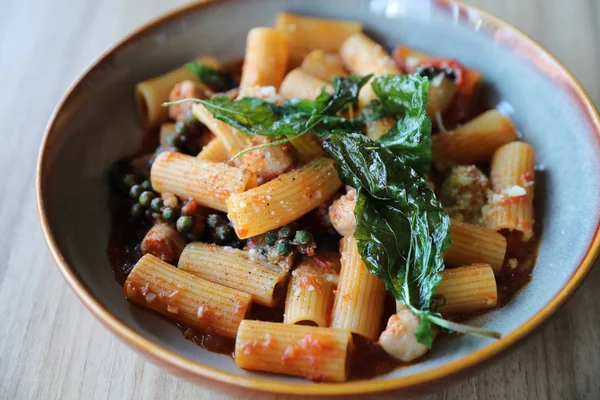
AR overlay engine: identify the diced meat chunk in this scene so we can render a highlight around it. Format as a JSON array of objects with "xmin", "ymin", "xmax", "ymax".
[
  {"xmin": 329, "ymin": 188, "xmax": 356, "ymax": 236},
  {"xmin": 440, "ymin": 165, "xmax": 489, "ymax": 225},
  {"xmin": 168, "ymin": 80, "xmax": 213, "ymax": 121},
  {"xmin": 141, "ymin": 223, "xmax": 186, "ymax": 264},
  {"xmin": 240, "ymin": 136, "xmax": 296, "ymax": 183},
  {"xmin": 378, "ymin": 303, "xmax": 435, "ymax": 362}
]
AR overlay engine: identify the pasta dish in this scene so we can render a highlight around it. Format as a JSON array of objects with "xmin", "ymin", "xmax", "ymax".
[{"xmin": 107, "ymin": 12, "xmax": 539, "ymax": 381}]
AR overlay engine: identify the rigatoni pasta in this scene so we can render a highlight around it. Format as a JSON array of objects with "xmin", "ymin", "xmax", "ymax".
[
  {"xmin": 240, "ymin": 27, "xmax": 289, "ymax": 89},
  {"xmin": 444, "ymin": 219, "xmax": 507, "ymax": 274},
  {"xmin": 235, "ymin": 320, "xmax": 353, "ymax": 381},
  {"xmin": 339, "ymin": 32, "xmax": 401, "ymax": 105},
  {"xmin": 178, "ymin": 242, "xmax": 288, "ymax": 307},
  {"xmin": 330, "ymin": 236, "xmax": 386, "ymax": 340},
  {"xmin": 196, "ymin": 137, "xmax": 229, "ymax": 163},
  {"xmin": 227, "ymin": 158, "xmax": 342, "ymax": 238},
  {"xmin": 365, "ymin": 117, "xmax": 395, "ymax": 141},
  {"xmin": 434, "ymin": 264, "xmax": 498, "ymax": 315},
  {"xmin": 432, "ymin": 110, "xmax": 518, "ymax": 169},
  {"xmin": 192, "ymin": 103, "xmax": 249, "ymax": 156},
  {"xmin": 280, "ymin": 68, "xmax": 332, "ymax": 101},
  {"xmin": 300, "ymin": 50, "xmax": 347, "ymax": 81},
  {"xmin": 135, "ymin": 56, "xmax": 220, "ymax": 128},
  {"xmin": 284, "ymin": 257, "xmax": 338, "ymax": 327},
  {"xmin": 288, "ymin": 134, "xmax": 324, "ymax": 163},
  {"xmin": 484, "ymin": 142, "xmax": 536, "ymax": 241},
  {"xmin": 151, "ymin": 152, "xmax": 257, "ymax": 212},
  {"xmin": 275, "ymin": 12, "xmax": 361, "ymax": 67},
  {"xmin": 124, "ymin": 254, "xmax": 251, "ymax": 338}
]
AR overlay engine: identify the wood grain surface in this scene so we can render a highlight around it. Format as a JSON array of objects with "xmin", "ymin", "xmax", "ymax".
[{"xmin": 1, "ymin": 0, "xmax": 599, "ymax": 399}]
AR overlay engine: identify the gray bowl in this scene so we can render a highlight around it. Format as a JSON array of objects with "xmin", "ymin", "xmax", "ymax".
[{"xmin": 37, "ymin": 0, "xmax": 600, "ymax": 396}]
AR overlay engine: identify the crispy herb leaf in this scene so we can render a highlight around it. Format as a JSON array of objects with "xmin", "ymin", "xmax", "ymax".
[
  {"xmin": 324, "ymin": 133, "xmax": 450, "ymax": 308},
  {"xmin": 324, "ymin": 133, "xmax": 503, "ymax": 347},
  {"xmin": 362, "ymin": 74, "xmax": 433, "ymax": 175},
  {"xmin": 186, "ymin": 61, "xmax": 238, "ymax": 91},
  {"xmin": 195, "ymin": 74, "xmax": 371, "ymax": 140}
]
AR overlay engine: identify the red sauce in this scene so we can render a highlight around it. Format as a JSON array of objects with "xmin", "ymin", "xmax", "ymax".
[
  {"xmin": 178, "ymin": 324, "xmax": 236, "ymax": 357},
  {"xmin": 496, "ymin": 228, "xmax": 540, "ymax": 307}
]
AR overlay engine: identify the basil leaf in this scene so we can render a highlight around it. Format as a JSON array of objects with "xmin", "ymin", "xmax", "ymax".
[
  {"xmin": 314, "ymin": 74, "xmax": 372, "ymax": 117},
  {"xmin": 199, "ymin": 96, "xmax": 291, "ymax": 137},
  {"xmin": 324, "ymin": 132, "xmax": 450, "ymax": 346},
  {"xmin": 197, "ymin": 74, "xmax": 371, "ymax": 140},
  {"xmin": 368, "ymin": 74, "xmax": 433, "ymax": 175},
  {"xmin": 186, "ymin": 62, "xmax": 238, "ymax": 91}
]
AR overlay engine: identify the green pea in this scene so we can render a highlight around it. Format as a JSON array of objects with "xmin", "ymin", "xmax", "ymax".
[
  {"xmin": 138, "ymin": 191, "xmax": 156, "ymax": 207},
  {"xmin": 294, "ymin": 230, "xmax": 313, "ymax": 245},
  {"xmin": 215, "ymin": 225, "xmax": 233, "ymax": 242},
  {"xmin": 176, "ymin": 216, "xmax": 194, "ymax": 233},
  {"xmin": 129, "ymin": 184, "xmax": 143, "ymax": 199},
  {"xmin": 275, "ymin": 239, "xmax": 292, "ymax": 256},
  {"xmin": 264, "ymin": 231, "xmax": 277, "ymax": 246},
  {"xmin": 175, "ymin": 121, "xmax": 189, "ymax": 135},
  {"xmin": 141, "ymin": 180, "xmax": 152, "ymax": 190},
  {"xmin": 123, "ymin": 173, "xmax": 137, "ymax": 187},
  {"xmin": 144, "ymin": 209, "xmax": 153, "ymax": 219},
  {"xmin": 130, "ymin": 203, "xmax": 144, "ymax": 218},
  {"xmin": 278, "ymin": 226, "xmax": 293, "ymax": 240},
  {"xmin": 162, "ymin": 207, "xmax": 177, "ymax": 222},
  {"xmin": 150, "ymin": 197, "xmax": 164, "ymax": 212},
  {"xmin": 207, "ymin": 214, "xmax": 224, "ymax": 228}
]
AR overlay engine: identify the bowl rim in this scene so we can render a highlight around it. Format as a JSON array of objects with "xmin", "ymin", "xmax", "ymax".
[{"xmin": 36, "ymin": 0, "xmax": 600, "ymax": 395}]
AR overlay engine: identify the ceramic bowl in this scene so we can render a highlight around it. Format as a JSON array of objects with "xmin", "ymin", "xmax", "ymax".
[{"xmin": 37, "ymin": 0, "xmax": 600, "ymax": 396}]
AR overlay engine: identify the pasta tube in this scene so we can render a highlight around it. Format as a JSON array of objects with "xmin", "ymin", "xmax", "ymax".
[
  {"xmin": 484, "ymin": 142, "xmax": 535, "ymax": 241},
  {"xmin": 432, "ymin": 110, "xmax": 518, "ymax": 169},
  {"xmin": 227, "ymin": 158, "xmax": 342, "ymax": 238},
  {"xmin": 288, "ymin": 134, "xmax": 324, "ymax": 164},
  {"xmin": 135, "ymin": 56, "xmax": 220, "ymax": 128},
  {"xmin": 280, "ymin": 68, "xmax": 332, "ymax": 101},
  {"xmin": 178, "ymin": 242, "xmax": 288, "ymax": 307},
  {"xmin": 339, "ymin": 32, "xmax": 401, "ymax": 106},
  {"xmin": 330, "ymin": 236, "xmax": 386, "ymax": 340},
  {"xmin": 192, "ymin": 103, "xmax": 248, "ymax": 156},
  {"xmin": 124, "ymin": 254, "xmax": 251, "ymax": 338},
  {"xmin": 235, "ymin": 320, "xmax": 353, "ymax": 381},
  {"xmin": 151, "ymin": 152, "xmax": 257, "ymax": 212},
  {"xmin": 444, "ymin": 219, "xmax": 507, "ymax": 274},
  {"xmin": 196, "ymin": 137, "xmax": 230, "ymax": 163},
  {"xmin": 434, "ymin": 264, "xmax": 498, "ymax": 315},
  {"xmin": 275, "ymin": 12, "xmax": 361, "ymax": 67},
  {"xmin": 284, "ymin": 258, "xmax": 338, "ymax": 327},
  {"xmin": 365, "ymin": 117, "xmax": 395, "ymax": 141},
  {"xmin": 300, "ymin": 50, "xmax": 347, "ymax": 81},
  {"xmin": 240, "ymin": 27, "xmax": 289, "ymax": 89}
]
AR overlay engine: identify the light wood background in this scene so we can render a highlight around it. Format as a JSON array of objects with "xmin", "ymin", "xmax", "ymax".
[{"xmin": 1, "ymin": 0, "xmax": 599, "ymax": 399}]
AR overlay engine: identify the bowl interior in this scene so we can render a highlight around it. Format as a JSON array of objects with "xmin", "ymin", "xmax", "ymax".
[{"xmin": 40, "ymin": 0, "xmax": 600, "ymax": 387}]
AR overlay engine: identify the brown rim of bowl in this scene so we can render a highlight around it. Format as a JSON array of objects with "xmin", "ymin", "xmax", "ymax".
[{"xmin": 36, "ymin": 0, "xmax": 600, "ymax": 395}]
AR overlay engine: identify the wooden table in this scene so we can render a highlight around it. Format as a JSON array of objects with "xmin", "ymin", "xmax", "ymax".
[{"xmin": 1, "ymin": 0, "xmax": 599, "ymax": 398}]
